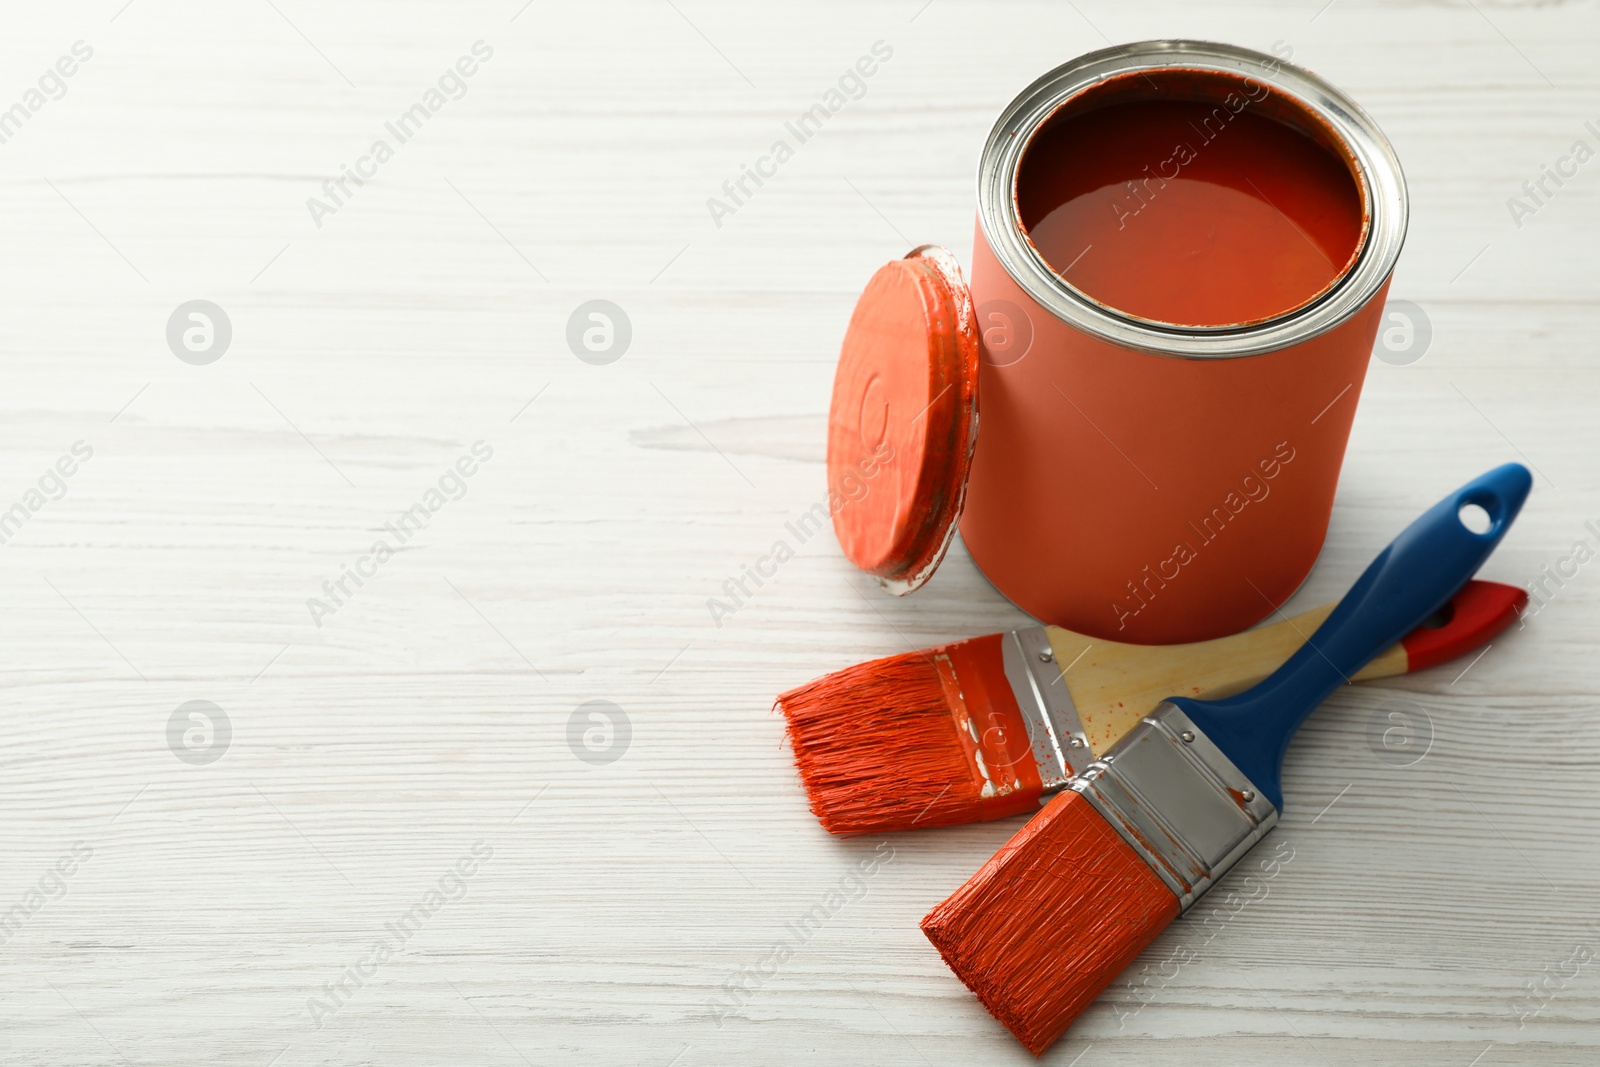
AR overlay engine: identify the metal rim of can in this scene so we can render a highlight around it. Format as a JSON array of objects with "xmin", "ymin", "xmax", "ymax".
[{"xmin": 976, "ymin": 39, "xmax": 1408, "ymax": 359}]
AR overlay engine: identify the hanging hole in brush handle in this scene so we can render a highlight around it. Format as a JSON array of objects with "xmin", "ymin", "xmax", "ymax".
[
  {"xmin": 1458, "ymin": 502, "xmax": 1493, "ymax": 535},
  {"xmin": 1171, "ymin": 462, "xmax": 1532, "ymax": 811}
]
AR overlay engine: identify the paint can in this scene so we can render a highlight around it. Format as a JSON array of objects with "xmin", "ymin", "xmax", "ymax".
[{"xmin": 826, "ymin": 40, "xmax": 1407, "ymax": 643}]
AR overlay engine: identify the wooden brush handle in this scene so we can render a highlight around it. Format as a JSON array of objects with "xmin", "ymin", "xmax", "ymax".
[{"xmin": 1050, "ymin": 578, "xmax": 1526, "ymax": 757}]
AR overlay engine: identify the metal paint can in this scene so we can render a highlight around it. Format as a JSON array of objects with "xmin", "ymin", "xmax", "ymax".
[{"xmin": 828, "ymin": 40, "xmax": 1406, "ymax": 643}]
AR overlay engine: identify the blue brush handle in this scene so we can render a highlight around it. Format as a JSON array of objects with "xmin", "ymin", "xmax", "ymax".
[{"xmin": 1173, "ymin": 463, "xmax": 1531, "ymax": 811}]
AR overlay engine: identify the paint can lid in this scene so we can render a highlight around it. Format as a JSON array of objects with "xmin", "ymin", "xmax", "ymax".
[{"xmin": 826, "ymin": 245, "xmax": 979, "ymax": 594}]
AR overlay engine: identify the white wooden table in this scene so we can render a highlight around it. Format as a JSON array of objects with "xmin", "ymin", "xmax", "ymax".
[{"xmin": 1, "ymin": 1, "xmax": 1596, "ymax": 1063}]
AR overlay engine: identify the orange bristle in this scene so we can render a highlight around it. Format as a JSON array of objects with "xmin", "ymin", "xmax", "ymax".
[
  {"xmin": 775, "ymin": 635, "xmax": 1041, "ymax": 835},
  {"xmin": 921, "ymin": 790, "xmax": 1180, "ymax": 1055}
]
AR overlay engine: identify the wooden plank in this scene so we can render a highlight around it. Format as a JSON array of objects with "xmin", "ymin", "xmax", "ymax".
[{"xmin": 0, "ymin": 1, "xmax": 1596, "ymax": 1063}]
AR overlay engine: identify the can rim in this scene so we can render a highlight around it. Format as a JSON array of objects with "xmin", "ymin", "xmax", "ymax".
[{"xmin": 976, "ymin": 39, "xmax": 1408, "ymax": 359}]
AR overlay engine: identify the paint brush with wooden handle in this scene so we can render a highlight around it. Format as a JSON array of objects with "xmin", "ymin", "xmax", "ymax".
[
  {"xmin": 920, "ymin": 463, "xmax": 1531, "ymax": 1055},
  {"xmin": 776, "ymin": 579, "xmax": 1526, "ymax": 835}
]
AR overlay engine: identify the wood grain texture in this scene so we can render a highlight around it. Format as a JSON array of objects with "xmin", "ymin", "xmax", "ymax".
[
  {"xmin": 1055, "ymin": 598, "xmax": 1411, "ymax": 753},
  {"xmin": 0, "ymin": 1, "xmax": 1596, "ymax": 1064}
]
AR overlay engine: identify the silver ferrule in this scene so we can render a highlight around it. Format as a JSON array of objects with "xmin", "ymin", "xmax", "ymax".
[
  {"xmin": 1000, "ymin": 626, "xmax": 1093, "ymax": 789},
  {"xmin": 1070, "ymin": 703, "xmax": 1278, "ymax": 911}
]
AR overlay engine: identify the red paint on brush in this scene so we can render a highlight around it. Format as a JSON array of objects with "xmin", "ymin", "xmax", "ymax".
[
  {"xmin": 922, "ymin": 790, "xmax": 1179, "ymax": 1054},
  {"xmin": 775, "ymin": 635, "xmax": 1039, "ymax": 836},
  {"xmin": 1018, "ymin": 72, "xmax": 1365, "ymax": 328},
  {"xmin": 1401, "ymin": 580, "xmax": 1528, "ymax": 672}
]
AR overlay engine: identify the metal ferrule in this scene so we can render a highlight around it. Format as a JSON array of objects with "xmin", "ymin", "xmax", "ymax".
[
  {"xmin": 1070, "ymin": 703, "xmax": 1278, "ymax": 911},
  {"xmin": 1000, "ymin": 626, "xmax": 1093, "ymax": 789}
]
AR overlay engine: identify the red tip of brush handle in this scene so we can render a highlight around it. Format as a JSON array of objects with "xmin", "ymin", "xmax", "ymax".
[{"xmin": 1401, "ymin": 579, "xmax": 1528, "ymax": 674}]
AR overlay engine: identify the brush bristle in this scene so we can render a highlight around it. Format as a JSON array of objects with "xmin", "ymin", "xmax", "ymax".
[
  {"xmin": 921, "ymin": 791, "xmax": 1180, "ymax": 1055},
  {"xmin": 775, "ymin": 635, "xmax": 1041, "ymax": 835}
]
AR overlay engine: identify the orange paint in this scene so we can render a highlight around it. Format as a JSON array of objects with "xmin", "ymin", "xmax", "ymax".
[
  {"xmin": 938, "ymin": 635, "xmax": 1044, "ymax": 821},
  {"xmin": 827, "ymin": 248, "xmax": 977, "ymax": 589},
  {"xmin": 775, "ymin": 633, "xmax": 1040, "ymax": 835},
  {"xmin": 1019, "ymin": 85, "xmax": 1365, "ymax": 327},
  {"xmin": 922, "ymin": 790, "xmax": 1180, "ymax": 1054},
  {"xmin": 777, "ymin": 580, "xmax": 1522, "ymax": 837},
  {"xmin": 826, "ymin": 45, "xmax": 1408, "ymax": 645},
  {"xmin": 960, "ymin": 57, "xmax": 1401, "ymax": 644}
]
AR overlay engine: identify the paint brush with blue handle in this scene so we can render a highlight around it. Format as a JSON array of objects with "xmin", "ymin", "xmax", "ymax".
[{"xmin": 922, "ymin": 463, "xmax": 1532, "ymax": 1055}]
